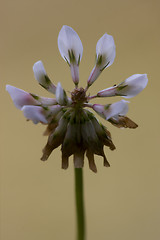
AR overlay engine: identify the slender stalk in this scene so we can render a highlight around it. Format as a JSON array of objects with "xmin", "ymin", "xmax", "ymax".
[
  {"xmin": 74, "ymin": 168, "xmax": 86, "ymax": 240},
  {"xmin": 87, "ymin": 95, "xmax": 98, "ymax": 100}
]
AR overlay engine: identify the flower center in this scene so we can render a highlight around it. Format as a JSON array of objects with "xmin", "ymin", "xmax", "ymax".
[{"xmin": 71, "ymin": 88, "xmax": 88, "ymax": 108}]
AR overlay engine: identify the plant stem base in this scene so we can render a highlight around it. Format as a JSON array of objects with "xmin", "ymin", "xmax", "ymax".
[{"xmin": 74, "ymin": 168, "xmax": 86, "ymax": 240}]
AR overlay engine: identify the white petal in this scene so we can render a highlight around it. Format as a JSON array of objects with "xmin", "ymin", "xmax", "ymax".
[
  {"xmin": 87, "ymin": 33, "xmax": 115, "ymax": 87},
  {"xmin": 97, "ymin": 74, "xmax": 148, "ymax": 98},
  {"xmin": 56, "ymin": 82, "xmax": 68, "ymax": 105},
  {"xmin": 119, "ymin": 74, "xmax": 148, "ymax": 98},
  {"xmin": 33, "ymin": 60, "xmax": 46, "ymax": 81},
  {"xmin": 56, "ymin": 82, "xmax": 64, "ymax": 105},
  {"xmin": 34, "ymin": 96, "xmax": 57, "ymax": 106},
  {"xmin": 22, "ymin": 106, "xmax": 48, "ymax": 124},
  {"xmin": 93, "ymin": 100, "xmax": 129, "ymax": 120},
  {"xmin": 6, "ymin": 85, "xmax": 40, "ymax": 109},
  {"xmin": 33, "ymin": 61, "xmax": 56, "ymax": 94},
  {"xmin": 104, "ymin": 100, "xmax": 129, "ymax": 120},
  {"xmin": 96, "ymin": 33, "xmax": 116, "ymax": 69},
  {"xmin": 58, "ymin": 25, "xmax": 83, "ymax": 64}
]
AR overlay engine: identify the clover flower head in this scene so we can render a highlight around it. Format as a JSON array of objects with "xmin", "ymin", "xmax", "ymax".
[{"xmin": 6, "ymin": 25, "xmax": 148, "ymax": 172}]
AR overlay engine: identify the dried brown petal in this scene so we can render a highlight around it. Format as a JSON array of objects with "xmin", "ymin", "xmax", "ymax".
[
  {"xmin": 103, "ymin": 155, "xmax": 110, "ymax": 167},
  {"xmin": 91, "ymin": 117, "xmax": 116, "ymax": 151},
  {"xmin": 43, "ymin": 122, "xmax": 58, "ymax": 136},
  {"xmin": 109, "ymin": 116, "xmax": 138, "ymax": 129},
  {"xmin": 86, "ymin": 150, "xmax": 97, "ymax": 173},
  {"xmin": 41, "ymin": 115, "xmax": 69, "ymax": 161},
  {"xmin": 103, "ymin": 138, "xmax": 116, "ymax": 151},
  {"xmin": 62, "ymin": 156, "xmax": 69, "ymax": 169},
  {"xmin": 41, "ymin": 135, "xmax": 63, "ymax": 161}
]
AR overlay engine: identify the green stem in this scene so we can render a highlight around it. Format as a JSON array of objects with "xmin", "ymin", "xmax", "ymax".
[{"xmin": 74, "ymin": 168, "xmax": 86, "ymax": 240}]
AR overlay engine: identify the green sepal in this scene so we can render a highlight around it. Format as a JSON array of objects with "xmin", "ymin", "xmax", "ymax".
[
  {"xmin": 44, "ymin": 75, "xmax": 52, "ymax": 85},
  {"xmin": 68, "ymin": 49, "xmax": 76, "ymax": 64},
  {"xmin": 96, "ymin": 54, "xmax": 103, "ymax": 66},
  {"xmin": 64, "ymin": 56, "xmax": 70, "ymax": 66},
  {"xmin": 100, "ymin": 61, "xmax": 110, "ymax": 72},
  {"xmin": 30, "ymin": 93, "xmax": 40, "ymax": 100},
  {"xmin": 42, "ymin": 106, "xmax": 49, "ymax": 111},
  {"xmin": 117, "ymin": 84, "xmax": 128, "ymax": 91},
  {"xmin": 104, "ymin": 104, "xmax": 111, "ymax": 110}
]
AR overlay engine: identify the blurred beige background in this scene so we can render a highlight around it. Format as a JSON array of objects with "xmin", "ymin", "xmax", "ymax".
[{"xmin": 1, "ymin": 0, "xmax": 160, "ymax": 239}]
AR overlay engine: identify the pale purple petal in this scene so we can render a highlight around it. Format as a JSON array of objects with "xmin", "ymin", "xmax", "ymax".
[
  {"xmin": 22, "ymin": 104, "xmax": 61, "ymax": 124},
  {"xmin": 6, "ymin": 85, "xmax": 40, "ymax": 109},
  {"xmin": 92, "ymin": 104, "xmax": 105, "ymax": 118},
  {"xmin": 87, "ymin": 66, "xmax": 101, "ymax": 87},
  {"xmin": 22, "ymin": 106, "xmax": 48, "ymax": 124},
  {"xmin": 97, "ymin": 86, "xmax": 117, "ymax": 97},
  {"xmin": 70, "ymin": 63, "xmax": 79, "ymax": 86}
]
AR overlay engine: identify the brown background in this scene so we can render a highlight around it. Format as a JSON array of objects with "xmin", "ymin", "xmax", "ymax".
[{"xmin": 1, "ymin": 0, "xmax": 160, "ymax": 239}]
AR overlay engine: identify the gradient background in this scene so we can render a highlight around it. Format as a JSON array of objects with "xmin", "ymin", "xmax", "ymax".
[{"xmin": 1, "ymin": 0, "xmax": 160, "ymax": 239}]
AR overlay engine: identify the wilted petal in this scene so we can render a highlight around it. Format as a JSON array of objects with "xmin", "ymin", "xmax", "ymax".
[
  {"xmin": 86, "ymin": 150, "xmax": 97, "ymax": 173},
  {"xmin": 22, "ymin": 106, "xmax": 48, "ymax": 124},
  {"xmin": 56, "ymin": 82, "xmax": 68, "ymax": 105},
  {"xmin": 62, "ymin": 156, "xmax": 69, "ymax": 170},
  {"xmin": 81, "ymin": 111, "xmax": 104, "ymax": 157},
  {"xmin": 6, "ymin": 85, "xmax": 40, "ymax": 109},
  {"xmin": 41, "ymin": 112, "xmax": 70, "ymax": 161},
  {"xmin": 103, "ymin": 155, "xmax": 110, "ymax": 167},
  {"xmin": 109, "ymin": 116, "xmax": 138, "ymax": 129},
  {"xmin": 58, "ymin": 25, "xmax": 83, "ymax": 65},
  {"xmin": 33, "ymin": 61, "xmax": 56, "ymax": 94},
  {"xmin": 93, "ymin": 100, "xmax": 129, "ymax": 120},
  {"xmin": 43, "ymin": 122, "xmax": 58, "ymax": 136},
  {"xmin": 62, "ymin": 117, "xmax": 80, "ymax": 157},
  {"xmin": 81, "ymin": 113, "xmax": 99, "ymax": 148},
  {"xmin": 90, "ymin": 116, "xmax": 116, "ymax": 151},
  {"xmin": 43, "ymin": 110, "xmax": 63, "ymax": 136},
  {"xmin": 48, "ymin": 111, "xmax": 71, "ymax": 145}
]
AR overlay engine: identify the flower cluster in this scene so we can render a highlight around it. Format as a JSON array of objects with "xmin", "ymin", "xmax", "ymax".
[{"xmin": 6, "ymin": 25, "xmax": 148, "ymax": 172}]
